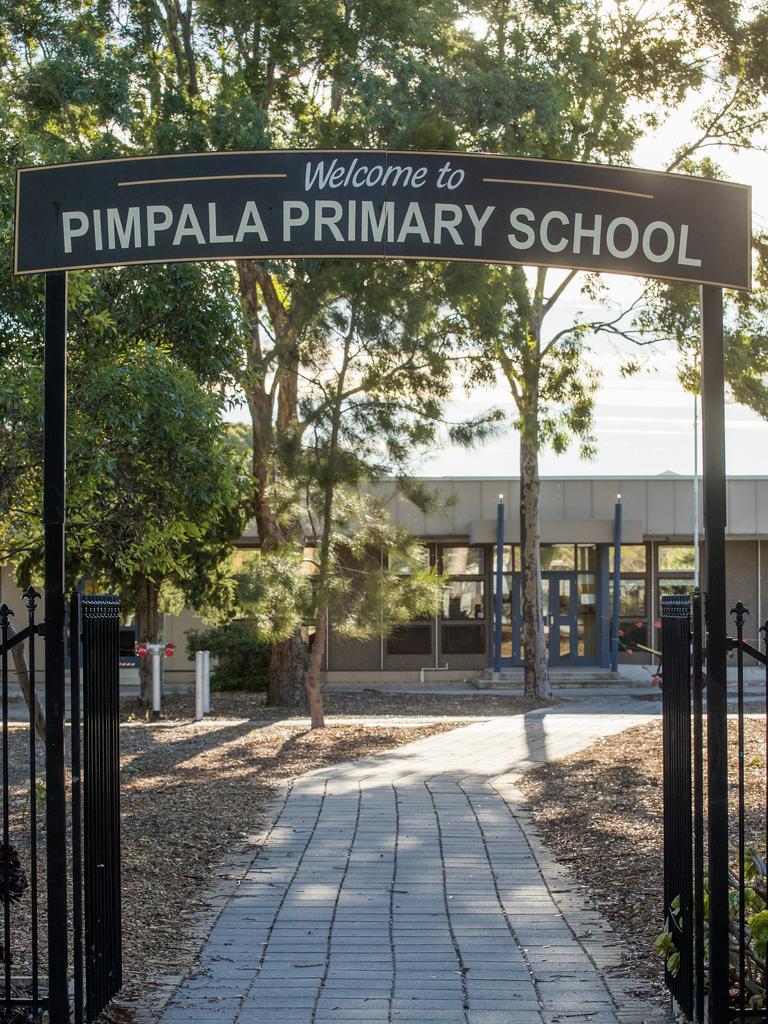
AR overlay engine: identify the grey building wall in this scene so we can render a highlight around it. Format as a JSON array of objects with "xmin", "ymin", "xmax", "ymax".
[
  {"xmin": 3, "ymin": 476, "xmax": 766, "ymax": 681},
  {"xmin": 372, "ymin": 476, "xmax": 768, "ymax": 541}
]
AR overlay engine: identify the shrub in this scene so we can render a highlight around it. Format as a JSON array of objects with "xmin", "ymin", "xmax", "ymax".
[
  {"xmin": 657, "ymin": 842, "xmax": 768, "ymax": 1011},
  {"xmin": 186, "ymin": 620, "xmax": 270, "ymax": 691}
]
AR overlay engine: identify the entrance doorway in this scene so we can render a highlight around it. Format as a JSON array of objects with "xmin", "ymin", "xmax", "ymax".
[{"xmin": 495, "ymin": 545, "xmax": 598, "ymax": 667}]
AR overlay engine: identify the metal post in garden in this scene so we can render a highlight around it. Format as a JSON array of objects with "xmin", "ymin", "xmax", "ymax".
[
  {"xmin": 202, "ymin": 650, "xmax": 211, "ymax": 713},
  {"xmin": 148, "ymin": 643, "xmax": 163, "ymax": 719},
  {"xmin": 195, "ymin": 651, "xmax": 205, "ymax": 721}
]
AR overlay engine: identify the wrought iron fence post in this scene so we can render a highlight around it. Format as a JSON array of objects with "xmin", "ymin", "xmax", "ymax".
[
  {"xmin": 1, "ymin": 601, "xmax": 13, "ymax": 1021},
  {"xmin": 691, "ymin": 589, "xmax": 705, "ymax": 1024},
  {"xmin": 25, "ymin": 587, "xmax": 41, "ymax": 1019},
  {"xmin": 731, "ymin": 601, "xmax": 748, "ymax": 1022},
  {"xmin": 661, "ymin": 594, "xmax": 694, "ymax": 1020}
]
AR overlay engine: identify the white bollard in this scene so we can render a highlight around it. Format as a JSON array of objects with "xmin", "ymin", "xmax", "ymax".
[
  {"xmin": 195, "ymin": 651, "xmax": 205, "ymax": 721},
  {"xmin": 151, "ymin": 647, "xmax": 162, "ymax": 719},
  {"xmin": 202, "ymin": 650, "xmax": 211, "ymax": 714}
]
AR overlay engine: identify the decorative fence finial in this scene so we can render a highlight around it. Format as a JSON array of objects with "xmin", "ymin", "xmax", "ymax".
[{"xmin": 730, "ymin": 601, "xmax": 748, "ymax": 627}]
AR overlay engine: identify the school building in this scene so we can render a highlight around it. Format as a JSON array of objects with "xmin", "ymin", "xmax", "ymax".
[
  {"xmin": 2, "ymin": 473, "xmax": 765, "ymax": 687},
  {"xmin": 164, "ymin": 473, "xmax": 768, "ymax": 685}
]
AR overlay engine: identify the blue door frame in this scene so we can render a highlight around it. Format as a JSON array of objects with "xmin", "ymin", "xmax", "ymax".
[{"xmin": 496, "ymin": 568, "xmax": 601, "ymax": 668}]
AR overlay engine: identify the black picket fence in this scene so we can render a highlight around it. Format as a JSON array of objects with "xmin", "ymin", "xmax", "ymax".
[
  {"xmin": 0, "ymin": 589, "xmax": 45, "ymax": 1023},
  {"xmin": 0, "ymin": 589, "xmax": 121, "ymax": 1024},
  {"xmin": 661, "ymin": 591, "xmax": 768, "ymax": 1022}
]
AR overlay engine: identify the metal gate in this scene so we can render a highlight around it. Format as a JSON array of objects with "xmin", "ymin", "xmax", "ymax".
[
  {"xmin": 0, "ymin": 588, "xmax": 122, "ymax": 1024},
  {"xmin": 71, "ymin": 593, "xmax": 123, "ymax": 1023},
  {"xmin": 661, "ymin": 591, "xmax": 768, "ymax": 1022}
]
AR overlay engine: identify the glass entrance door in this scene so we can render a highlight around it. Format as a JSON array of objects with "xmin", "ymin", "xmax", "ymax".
[
  {"xmin": 495, "ymin": 569, "xmax": 597, "ymax": 666},
  {"xmin": 546, "ymin": 573, "xmax": 576, "ymax": 664}
]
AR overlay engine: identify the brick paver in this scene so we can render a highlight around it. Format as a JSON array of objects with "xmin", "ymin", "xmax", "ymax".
[{"xmin": 155, "ymin": 698, "xmax": 667, "ymax": 1024}]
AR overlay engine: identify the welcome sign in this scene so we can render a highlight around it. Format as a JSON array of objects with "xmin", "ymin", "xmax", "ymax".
[{"xmin": 14, "ymin": 150, "xmax": 751, "ymax": 289}]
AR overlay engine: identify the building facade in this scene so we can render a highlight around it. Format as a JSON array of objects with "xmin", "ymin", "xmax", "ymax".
[
  {"xmin": 322, "ymin": 474, "xmax": 768, "ymax": 682},
  {"xmin": 2, "ymin": 474, "xmax": 765, "ymax": 685}
]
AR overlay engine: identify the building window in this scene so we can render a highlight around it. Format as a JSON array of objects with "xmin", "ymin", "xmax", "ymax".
[
  {"xmin": 577, "ymin": 545, "xmax": 597, "ymax": 572},
  {"xmin": 492, "ymin": 545, "xmax": 521, "ymax": 572},
  {"xmin": 540, "ymin": 545, "xmax": 576, "ymax": 570},
  {"xmin": 609, "ymin": 547, "xmax": 650, "ymax": 659},
  {"xmin": 442, "ymin": 546, "xmax": 484, "ymax": 575},
  {"xmin": 657, "ymin": 545, "xmax": 695, "ymax": 614},
  {"xmin": 443, "ymin": 580, "xmax": 485, "ymax": 620},
  {"xmin": 440, "ymin": 544, "xmax": 486, "ymax": 655},
  {"xmin": 618, "ymin": 619, "xmax": 648, "ymax": 654},
  {"xmin": 610, "ymin": 580, "xmax": 647, "ymax": 617},
  {"xmin": 387, "ymin": 624, "xmax": 432, "ymax": 656},
  {"xmin": 609, "ymin": 545, "xmax": 647, "ymax": 572},
  {"xmin": 442, "ymin": 624, "xmax": 486, "ymax": 655},
  {"xmin": 658, "ymin": 545, "xmax": 695, "ymax": 571},
  {"xmin": 657, "ymin": 577, "xmax": 695, "ymax": 610},
  {"xmin": 388, "ymin": 546, "xmax": 431, "ymax": 575}
]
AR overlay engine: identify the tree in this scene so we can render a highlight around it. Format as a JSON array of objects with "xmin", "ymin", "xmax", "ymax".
[
  {"xmin": 4, "ymin": 0, "xmax": 768, "ymax": 709},
  {"xmin": 636, "ymin": 234, "xmax": 768, "ymax": 420},
  {"xmin": 442, "ymin": 0, "xmax": 768, "ymax": 696},
  {"xmin": 225, "ymin": 259, "xmax": 499, "ymax": 725},
  {"xmin": 103, "ymin": 0, "xmax": 476, "ymax": 704},
  {"xmin": 287, "ymin": 261, "xmax": 497, "ymax": 725},
  {"xmin": 7, "ymin": 337, "xmax": 249, "ymax": 703}
]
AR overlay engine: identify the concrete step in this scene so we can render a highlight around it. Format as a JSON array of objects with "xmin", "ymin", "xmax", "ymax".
[{"xmin": 472, "ymin": 668, "xmax": 641, "ymax": 689}]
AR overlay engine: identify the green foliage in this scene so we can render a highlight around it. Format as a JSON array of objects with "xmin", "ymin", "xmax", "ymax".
[
  {"xmin": 313, "ymin": 491, "xmax": 447, "ymax": 641},
  {"xmin": 657, "ymin": 841, "xmax": 768, "ymax": 1006},
  {"xmin": 186, "ymin": 621, "xmax": 270, "ymax": 692},
  {"xmin": 234, "ymin": 549, "xmax": 312, "ymax": 643},
  {"xmin": 638, "ymin": 238, "xmax": 768, "ymax": 421}
]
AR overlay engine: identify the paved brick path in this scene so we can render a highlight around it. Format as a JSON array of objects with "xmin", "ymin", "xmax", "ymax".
[{"xmin": 155, "ymin": 698, "xmax": 666, "ymax": 1024}]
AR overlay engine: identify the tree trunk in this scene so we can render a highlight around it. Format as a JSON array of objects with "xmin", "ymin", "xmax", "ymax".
[
  {"xmin": 135, "ymin": 578, "xmax": 163, "ymax": 705},
  {"xmin": 237, "ymin": 259, "xmax": 307, "ymax": 708},
  {"xmin": 267, "ymin": 629, "xmax": 306, "ymax": 707},
  {"xmin": 304, "ymin": 606, "xmax": 327, "ymax": 729},
  {"xmin": 520, "ymin": 431, "xmax": 551, "ymax": 699}
]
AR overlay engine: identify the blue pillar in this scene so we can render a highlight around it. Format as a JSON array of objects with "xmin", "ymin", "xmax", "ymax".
[
  {"xmin": 493, "ymin": 495, "xmax": 504, "ymax": 673},
  {"xmin": 597, "ymin": 544, "xmax": 610, "ymax": 668},
  {"xmin": 611, "ymin": 495, "xmax": 622, "ymax": 673}
]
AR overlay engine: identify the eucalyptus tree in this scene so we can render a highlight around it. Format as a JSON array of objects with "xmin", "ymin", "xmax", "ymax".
[
  {"xmin": 221, "ymin": 259, "xmax": 499, "ymax": 725},
  {"xmin": 443, "ymin": 0, "xmax": 768, "ymax": 696},
  {"xmin": 109, "ymin": 0, "xmax": 481, "ymax": 703},
  {"xmin": 286, "ymin": 260, "xmax": 499, "ymax": 725}
]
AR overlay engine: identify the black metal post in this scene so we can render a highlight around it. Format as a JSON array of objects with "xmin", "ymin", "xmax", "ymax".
[
  {"xmin": 44, "ymin": 271, "xmax": 69, "ymax": 1024},
  {"xmin": 70, "ymin": 592, "xmax": 84, "ymax": 1024},
  {"xmin": 700, "ymin": 284, "xmax": 729, "ymax": 1021},
  {"xmin": 691, "ymin": 588, "xmax": 705, "ymax": 1024}
]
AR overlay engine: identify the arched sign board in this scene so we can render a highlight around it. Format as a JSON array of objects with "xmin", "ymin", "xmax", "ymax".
[
  {"xmin": 15, "ymin": 149, "xmax": 751, "ymax": 289},
  {"xmin": 13, "ymin": 150, "xmax": 750, "ymax": 1024}
]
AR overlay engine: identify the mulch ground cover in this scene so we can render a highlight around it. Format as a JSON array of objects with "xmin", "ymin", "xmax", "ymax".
[
  {"xmin": 517, "ymin": 715, "xmax": 767, "ymax": 1005},
  {"xmin": 4, "ymin": 688, "xmax": 547, "ymax": 1011},
  {"xmin": 155, "ymin": 688, "xmax": 552, "ymax": 721}
]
